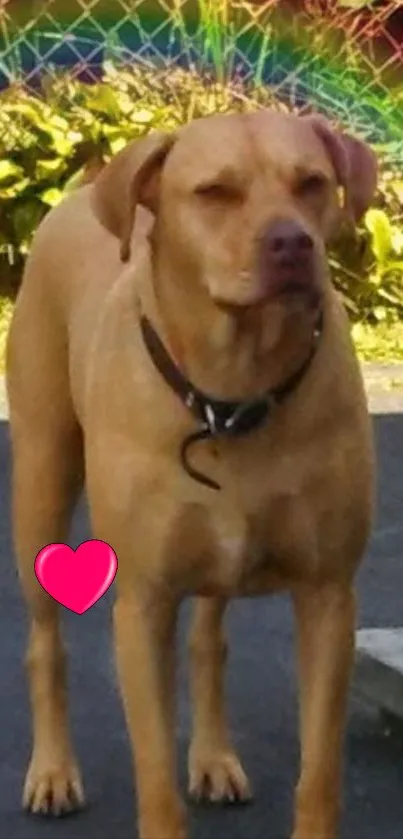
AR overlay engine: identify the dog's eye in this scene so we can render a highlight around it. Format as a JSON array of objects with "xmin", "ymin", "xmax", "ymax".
[
  {"xmin": 297, "ymin": 174, "xmax": 327, "ymax": 196},
  {"xmin": 194, "ymin": 183, "xmax": 240, "ymax": 201}
]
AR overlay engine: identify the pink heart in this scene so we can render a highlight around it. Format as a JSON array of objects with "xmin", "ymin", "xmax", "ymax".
[{"xmin": 34, "ymin": 540, "xmax": 118, "ymax": 615}]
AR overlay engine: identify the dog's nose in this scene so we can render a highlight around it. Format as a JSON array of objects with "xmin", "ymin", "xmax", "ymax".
[{"xmin": 260, "ymin": 220, "xmax": 313, "ymax": 265}]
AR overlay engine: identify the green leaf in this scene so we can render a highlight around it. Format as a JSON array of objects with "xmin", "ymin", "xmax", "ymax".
[
  {"xmin": 39, "ymin": 188, "xmax": 64, "ymax": 208},
  {"xmin": 34, "ymin": 157, "xmax": 67, "ymax": 181},
  {"xmin": 85, "ymin": 85, "xmax": 121, "ymax": 119},
  {"xmin": 373, "ymin": 306, "xmax": 388, "ymax": 322},
  {"xmin": 102, "ymin": 125, "xmax": 135, "ymax": 142},
  {"xmin": 0, "ymin": 160, "xmax": 24, "ymax": 183},
  {"xmin": 3, "ymin": 101, "xmax": 52, "ymax": 135},
  {"xmin": 110, "ymin": 137, "xmax": 127, "ymax": 155},
  {"xmin": 49, "ymin": 132, "xmax": 75, "ymax": 157},
  {"xmin": 48, "ymin": 114, "xmax": 69, "ymax": 131},
  {"xmin": 364, "ymin": 209, "xmax": 393, "ymax": 265},
  {"xmin": 2, "ymin": 102, "xmax": 76, "ymax": 159},
  {"xmin": 0, "ymin": 178, "xmax": 31, "ymax": 199},
  {"xmin": 131, "ymin": 109, "xmax": 155, "ymax": 125},
  {"xmin": 68, "ymin": 130, "xmax": 84, "ymax": 144}
]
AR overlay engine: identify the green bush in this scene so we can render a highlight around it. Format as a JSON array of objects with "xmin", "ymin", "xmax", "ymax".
[
  {"xmin": 329, "ymin": 161, "xmax": 403, "ymax": 325},
  {"xmin": 0, "ymin": 63, "xmax": 402, "ymax": 326}
]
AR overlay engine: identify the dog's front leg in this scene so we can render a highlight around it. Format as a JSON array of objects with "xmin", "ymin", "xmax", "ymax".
[
  {"xmin": 86, "ymin": 444, "xmax": 187, "ymax": 839},
  {"xmin": 290, "ymin": 581, "xmax": 356, "ymax": 839},
  {"xmin": 188, "ymin": 597, "xmax": 251, "ymax": 804},
  {"xmin": 114, "ymin": 589, "xmax": 186, "ymax": 839}
]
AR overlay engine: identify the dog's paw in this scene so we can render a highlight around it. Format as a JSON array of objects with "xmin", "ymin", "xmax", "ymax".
[
  {"xmin": 23, "ymin": 755, "xmax": 85, "ymax": 816},
  {"xmin": 188, "ymin": 747, "xmax": 252, "ymax": 805}
]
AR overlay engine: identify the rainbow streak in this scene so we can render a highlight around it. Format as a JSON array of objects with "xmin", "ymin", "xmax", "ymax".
[{"xmin": 0, "ymin": 1, "xmax": 402, "ymax": 160}]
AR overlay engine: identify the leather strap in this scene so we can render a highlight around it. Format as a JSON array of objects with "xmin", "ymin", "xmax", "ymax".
[{"xmin": 140, "ymin": 310, "xmax": 323, "ymax": 490}]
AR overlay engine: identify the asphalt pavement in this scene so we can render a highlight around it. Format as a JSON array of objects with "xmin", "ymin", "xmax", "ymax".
[{"xmin": 1, "ymin": 368, "xmax": 403, "ymax": 839}]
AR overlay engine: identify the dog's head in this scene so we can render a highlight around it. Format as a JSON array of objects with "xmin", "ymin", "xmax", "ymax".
[{"xmin": 92, "ymin": 109, "xmax": 377, "ymax": 316}]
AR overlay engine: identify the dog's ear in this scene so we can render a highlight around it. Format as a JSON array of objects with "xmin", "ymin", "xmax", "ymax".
[
  {"xmin": 91, "ymin": 131, "xmax": 177, "ymax": 262},
  {"xmin": 304, "ymin": 115, "xmax": 378, "ymax": 224}
]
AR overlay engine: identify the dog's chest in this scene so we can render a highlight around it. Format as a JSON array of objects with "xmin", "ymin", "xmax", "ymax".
[{"xmin": 172, "ymin": 479, "xmax": 314, "ymax": 597}]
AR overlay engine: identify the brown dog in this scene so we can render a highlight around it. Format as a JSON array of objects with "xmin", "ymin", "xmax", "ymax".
[{"xmin": 6, "ymin": 108, "xmax": 377, "ymax": 839}]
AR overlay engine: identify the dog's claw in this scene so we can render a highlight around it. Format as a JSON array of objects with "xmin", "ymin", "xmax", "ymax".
[
  {"xmin": 23, "ymin": 758, "xmax": 85, "ymax": 817},
  {"xmin": 188, "ymin": 748, "xmax": 252, "ymax": 805}
]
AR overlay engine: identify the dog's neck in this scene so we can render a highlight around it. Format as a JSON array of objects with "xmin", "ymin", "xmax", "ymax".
[{"xmin": 138, "ymin": 254, "xmax": 325, "ymax": 402}]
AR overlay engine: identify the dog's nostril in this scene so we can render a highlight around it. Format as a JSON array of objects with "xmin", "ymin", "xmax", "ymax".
[
  {"xmin": 262, "ymin": 220, "xmax": 313, "ymax": 256},
  {"xmin": 296, "ymin": 232, "xmax": 313, "ymax": 251}
]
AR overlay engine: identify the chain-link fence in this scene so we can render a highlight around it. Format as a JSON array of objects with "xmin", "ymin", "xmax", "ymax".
[
  {"xmin": 0, "ymin": 1, "xmax": 402, "ymax": 322},
  {"xmin": 1, "ymin": 1, "xmax": 402, "ymax": 154}
]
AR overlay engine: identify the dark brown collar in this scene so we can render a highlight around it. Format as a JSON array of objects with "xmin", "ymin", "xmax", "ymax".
[{"xmin": 140, "ymin": 310, "xmax": 324, "ymax": 491}]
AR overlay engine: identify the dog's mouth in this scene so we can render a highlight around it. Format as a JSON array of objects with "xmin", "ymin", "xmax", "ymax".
[
  {"xmin": 212, "ymin": 273, "xmax": 322, "ymax": 313},
  {"xmin": 277, "ymin": 279, "xmax": 322, "ymax": 309}
]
